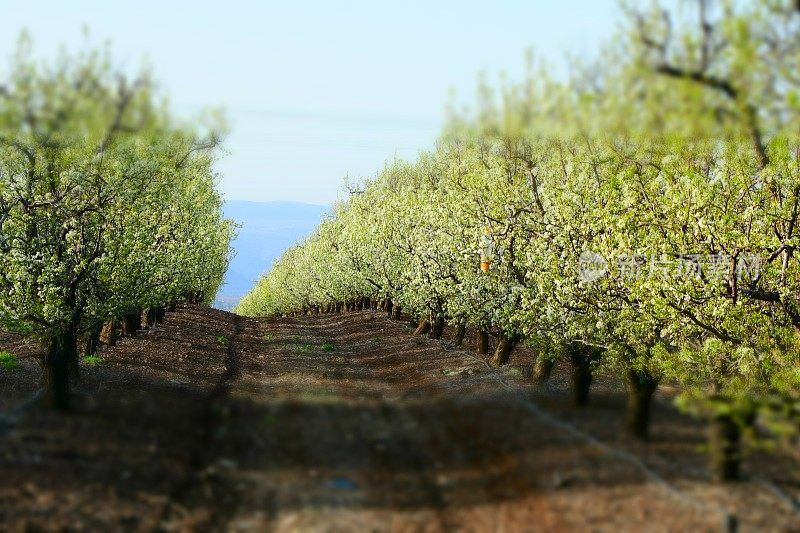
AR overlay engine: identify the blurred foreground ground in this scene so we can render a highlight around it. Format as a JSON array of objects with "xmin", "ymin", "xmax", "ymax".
[{"xmin": 1, "ymin": 307, "xmax": 799, "ymax": 531}]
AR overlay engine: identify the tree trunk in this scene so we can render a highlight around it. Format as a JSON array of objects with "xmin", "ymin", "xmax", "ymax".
[
  {"xmin": 391, "ymin": 305, "xmax": 402, "ymax": 320},
  {"xmin": 490, "ymin": 333, "xmax": 520, "ymax": 367},
  {"xmin": 429, "ymin": 315, "xmax": 445, "ymax": 340},
  {"xmin": 122, "ymin": 312, "xmax": 141, "ymax": 336},
  {"xmin": 532, "ymin": 354, "xmax": 555, "ymax": 383},
  {"xmin": 385, "ymin": 299, "xmax": 393, "ymax": 317},
  {"xmin": 85, "ymin": 323, "xmax": 103, "ymax": 356},
  {"xmin": 68, "ymin": 348, "xmax": 80, "ymax": 382},
  {"xmin": 100, "ymin": 320, "xmax": 117, "ymax": 347},
  {"xmin": 476, "ymin": 329, "xmax": 489, "ymax": 355},
  {"xmin": 569, "ymin": 343, "xmax": 594, "ymax": 407},
  {"xmin": 453, "ymin": 323, "xmax": 466, "ymax": 346},
  {"xmin": 44, "ymin": 330, "xmax": 77, "ymax": 410},
  {"xmin": 154, "ymin": 307, "xmax": 166, "ymax": 324},
  {"xmin": 709, "ymin": 413, "xmax": 742, "ymax": 482},
  {"xmin": 414, "ymin": 318, "xmax": 431, "ymax": 335},
  {"xmin": 625, "ymin": 368, "xmax": 659, "ymax": 440},
  {"xmin": 146, "ymin": 308, "xmax": 157, "ymax": 328}
]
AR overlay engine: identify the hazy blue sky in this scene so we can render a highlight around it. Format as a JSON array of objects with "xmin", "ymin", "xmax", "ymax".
[{"xmin": 1, "ymin": 0, "xmax": 620, "ymax": 204}]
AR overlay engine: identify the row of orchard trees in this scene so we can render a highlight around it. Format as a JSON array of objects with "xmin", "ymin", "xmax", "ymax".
[
  {"xmin": 239, "ymin": 0, "xmax": 800, "ymax": 480},
  {"xmin": 238, "ymin": 134, "xmax": 800, "ymax": 477},
  {"xmin": 0, "ymin": 37, "xmax": 235, "ymax": 409}
]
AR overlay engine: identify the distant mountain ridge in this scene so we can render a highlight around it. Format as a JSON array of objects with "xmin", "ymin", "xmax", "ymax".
[{"xmin": 214, "ymin": 200, "xmax": 329, "ymax": 310}]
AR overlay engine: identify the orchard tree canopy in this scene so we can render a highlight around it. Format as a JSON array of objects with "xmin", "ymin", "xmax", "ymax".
[
  {"xmin": 0, "ymin": 35, "xmax": 235, "ymax": 409},
  {"xmin": 238, "ymin": 0, "xmax": 800, "ymax": 472}
]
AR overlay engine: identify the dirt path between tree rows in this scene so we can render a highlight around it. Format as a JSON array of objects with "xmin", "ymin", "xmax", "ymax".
[{"xmin": 1, "ymin": 306, "xmax": 799, "ymax": 531}]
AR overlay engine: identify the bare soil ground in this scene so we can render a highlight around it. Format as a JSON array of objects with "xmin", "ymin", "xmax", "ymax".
[{"xmin": 1, "ymin": 306, "xmax": 799, "ymax": 532}]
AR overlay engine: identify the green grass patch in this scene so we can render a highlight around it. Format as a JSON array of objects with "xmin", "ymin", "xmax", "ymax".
[
  {"xmin": 371, "ymin": 336, "xmax": 381, "ymax": 343},
  {"xmin": 217, "ymin": 335, "xmax": 229, "ymax": 346},
  {"xmin": 322, "ymin": 342, "xmax": 336, "ymax": 352},
  {"xmin": 504, "ymin": 367, "xmax": 523, "ymax": 378},
  {"xmin": 0, "ymin": 351, "xmax": 19, "ymax": 370},
  {"xmin": 299, "ymin": 385, "xmax": 340, "ymax": 401},
  {"xmin": 333, "ymin": 355, "xmax": 347, "ymax": 364},
  {"xmin": 82, "ymin": 355, "xmax": 103, "ymax": 366}
]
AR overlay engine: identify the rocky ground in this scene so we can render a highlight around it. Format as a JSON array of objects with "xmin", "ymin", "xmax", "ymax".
[{"xmin": 1, "ymin": 306, "xmax": 799, "ymax": 531}]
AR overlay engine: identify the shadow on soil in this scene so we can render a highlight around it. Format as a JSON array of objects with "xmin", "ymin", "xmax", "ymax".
[{"xmin": 1, "ymin": 307, "xmax": 796, "ymax": 530}]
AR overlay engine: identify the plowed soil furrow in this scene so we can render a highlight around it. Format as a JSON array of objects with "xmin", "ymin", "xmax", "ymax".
[{"xmin": 1, "ymin": 306, "xmax": 799, "ymax": 531}]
